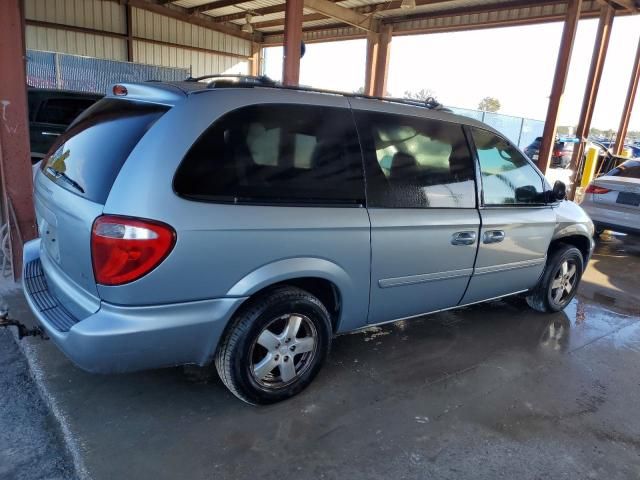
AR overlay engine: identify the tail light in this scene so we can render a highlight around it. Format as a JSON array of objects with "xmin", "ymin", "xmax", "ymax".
[
  {"xmin": 585, "ymin": 184, "xmax": 611, "ymax": 195},
  {"xmin": 91, "ymin": 215, "xmax": 176, "ymax": 286},
  {"xmin": 553, "ymin": 149, "xmax": 563, "ymax": 157}
]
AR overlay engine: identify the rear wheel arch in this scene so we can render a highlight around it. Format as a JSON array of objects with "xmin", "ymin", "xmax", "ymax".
[
  {"xmin": 225, "ymin": 257, "xmax": 353, "ymax": 331},
  {"xmin": 234, "ymin": 277, "xmax": 342, "ymax": 333}
]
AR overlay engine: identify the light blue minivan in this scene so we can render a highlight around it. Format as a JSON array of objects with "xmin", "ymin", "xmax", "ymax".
[{"xmin": 23, "ymin": 77, "xmax": 594, "ymax": 404}]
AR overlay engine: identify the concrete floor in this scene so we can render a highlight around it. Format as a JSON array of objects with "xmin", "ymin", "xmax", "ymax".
[{"xmin": 3, "ymin": 232, "xmax": 640, "ymax": 480}]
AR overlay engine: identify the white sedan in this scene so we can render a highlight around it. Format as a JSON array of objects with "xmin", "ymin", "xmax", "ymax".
[{"xmin": 580, "ymin": 159, "xmax": 640, "ymax": 236}]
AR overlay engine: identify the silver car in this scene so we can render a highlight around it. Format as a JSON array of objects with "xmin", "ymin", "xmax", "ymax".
[
  {"xmin": 23, "ymin": 78, "xmax": 594, "ymax": 404},
  {"xmin": 580, "ymin": 159, "xmax": 640, "ymax": 236}
]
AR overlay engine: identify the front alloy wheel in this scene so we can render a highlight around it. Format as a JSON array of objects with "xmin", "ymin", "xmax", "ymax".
[
  {"xmin": 526, "ymin": 244, "xmax": 584, "ymax": 313},
  {"xmin": 549, "ymin": 259, "xmax": 578, "ymax": 308}
]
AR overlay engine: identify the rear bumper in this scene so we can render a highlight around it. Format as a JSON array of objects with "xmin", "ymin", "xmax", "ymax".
[
  {"xmin": 22, "ymin": 239, "xmax": 247, "ymax": 373},
  {"xmin": 580, "ymin": 201, "xmax": 640, "ymax": 236}
]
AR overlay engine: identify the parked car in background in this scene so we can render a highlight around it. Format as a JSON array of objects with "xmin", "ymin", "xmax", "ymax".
[
  {"xmin": 23, "ymin": 78, "xmax": 594, "ymax": 405},
  {"xmin": 28, "ymin": 87, "xmax": 102, "ymax": 163},
  {"xmin": 580, "ymin": 159, "xmax": 640, "ymax": 236},
  {"xmin": 524, "ymin": 136, "xmax": 576, "ymax": 168}
]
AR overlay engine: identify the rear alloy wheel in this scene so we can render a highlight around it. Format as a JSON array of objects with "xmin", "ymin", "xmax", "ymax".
[
  {"xmin": 215, "ymin": 286, "xmax": 332, "ymax": 405},
  {"xmin": 250, "ymin": 314, "xmax": 318, "ymax": 388},
  {"xmin": 526, "ymin": 244, "xmax": 584, "ymax": 313}
]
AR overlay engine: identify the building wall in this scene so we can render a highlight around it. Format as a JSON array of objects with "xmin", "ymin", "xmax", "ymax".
[{"xmin": 24, "ymin": 0, "xmax": 250, "ymax": 76}]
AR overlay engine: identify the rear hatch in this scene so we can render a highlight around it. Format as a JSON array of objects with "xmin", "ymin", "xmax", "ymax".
[{"xmin": 35, "ymin": 98, "xmax": 169, "ymax": 315}]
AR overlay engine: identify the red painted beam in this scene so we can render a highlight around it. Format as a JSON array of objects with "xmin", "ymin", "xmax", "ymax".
[
  {"xmin": 568, "ymin": 3, "xmax": 614, "ymax": 198},
  {"xmin": 0, "ymin": 0, "xmax": 37, "ymax": 279},
  {"xmin": 282, "ymin": 0, "xmax": 304, "ymax": 86},
  {"xmin": 538, "ymin": 0, "xmax": 582, "ymax": 174},
  {"xmin": 614, "ymin": 36, "xmax": 640, "ymax": 155}
]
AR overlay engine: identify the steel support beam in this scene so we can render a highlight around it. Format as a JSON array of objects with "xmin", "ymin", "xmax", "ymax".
[
  {"xmin": 283, "ymin": 0, "xmax": 304, "ymax": 85},
  {"xmin": 126, "ymin": 3, "xmax": 134, "ymax": 62},
  {"xmin": 365, "ymin": 25, "xmax": 392, "ymax": 96},
  {"xmin": 0, "ymin": 0, "xmax": 37, "ymax": 279},
  {"xmin": 613, "ymin": 36, "xmax": 640, "ymax": 155},
  {"xmin": 303, "ymin": 0, "xmax": 378, "ymax": 31},
  {"xmin": 538, "ymin": 0, "xmax": 582, "ymax": 174},
  {"xmin": 568, "ymin": 3, "xmax": 614, "ymax": 198}
]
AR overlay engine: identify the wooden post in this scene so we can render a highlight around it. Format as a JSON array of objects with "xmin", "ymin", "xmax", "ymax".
[
  {"xmin": 0, "ymin": 0, "xmax": 38, "ymax": 279},
  {"xmin": 365, "ymin": 25, "xmax": 392, "ymax": 97},
  {"xmin": 282, "ymin": 0, "xmax": 303, "ymax": 86},
  {"xmin": 568, "ymin": 3, "xmax": 614, "ymax": 199},
  {"xmin": 250, "ymin": 42, "xmax": 262, "ymax": 76},
  {"xmin": 613, "ymin": 36, "xmax": 640, "ymax": 156},
  {"xmin": 537, "ymin": 0, "xmax": 582, "ymax": 174}
]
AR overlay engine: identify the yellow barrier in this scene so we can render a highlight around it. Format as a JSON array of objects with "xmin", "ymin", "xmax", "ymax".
[{"xmin": 581, "ymin": 147, "xmax": 599, "ymax": 188}]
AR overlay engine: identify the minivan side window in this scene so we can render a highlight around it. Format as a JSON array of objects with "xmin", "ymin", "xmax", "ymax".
[
  {"xmin": 355, "ymin": 111, "xmax": 476, "ymax": 208},
  {"xmin": 174, "ymin": 104, "xmax": 365, "ymax": 205},
  {"xmin": 471, "ymin": 127, "xmax": 545, "ymax": 206}
]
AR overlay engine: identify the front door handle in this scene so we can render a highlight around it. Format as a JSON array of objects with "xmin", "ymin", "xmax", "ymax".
[
  {"xmin": 483, "ymin": 230, "xmax": 505, "ymax": 244},
  {"xmin": 41, "ymin": 131, "xmax": 61, "ymax": 137},
  {"xmin": 451, "ymin": 231, "xmax": 477, "ymax": 246}
]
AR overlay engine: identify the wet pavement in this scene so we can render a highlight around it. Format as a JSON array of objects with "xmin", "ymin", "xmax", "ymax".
[
  {"xmin": 0, "ymin": 327, "xmax": 74, "ymax": 480},
  {"xmin": 3, "ymin": 232, "xmax": 640, "ymax": 480}
]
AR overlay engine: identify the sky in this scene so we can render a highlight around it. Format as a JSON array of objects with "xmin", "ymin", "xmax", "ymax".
[{"xmin": 263, "ymin": 15, "xmax": 640, "ymax": 131}]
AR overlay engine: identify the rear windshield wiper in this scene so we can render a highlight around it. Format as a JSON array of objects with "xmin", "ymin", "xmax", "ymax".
[{"xmin": 46, "ymin": 166, "xmax": 85, "ymax": 194}]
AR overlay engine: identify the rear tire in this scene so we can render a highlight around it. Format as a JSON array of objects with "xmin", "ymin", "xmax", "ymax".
[
  {"xmin": 215, "ymin": 286, "xmax": 332, "ymax": 405},
  {"xmin": 526, "ymin": 244, "xmax": 584, "ymax": 313}
]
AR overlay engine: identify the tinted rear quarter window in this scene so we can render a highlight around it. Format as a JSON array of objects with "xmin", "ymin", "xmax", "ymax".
[
  {"xmin": 174, "ymin": 104, "xmax": 365, "ymax": 205},
  {"xmin": 43, "ymin": 99, "xmax": 168, "ymax": 203}
]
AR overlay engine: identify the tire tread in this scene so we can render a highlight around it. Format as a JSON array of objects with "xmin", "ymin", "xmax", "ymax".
[{"xmin": 215, "ymin": 286, "xmax": 330, "ymax": 405}]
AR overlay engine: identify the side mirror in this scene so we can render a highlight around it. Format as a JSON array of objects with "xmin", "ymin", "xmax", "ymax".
[
  {"xmin": 515, "ymin": 185, "xmax": 538, "ymax": 203},
  {"xmin": 550, "ymin": 180, "xmax": 567, "ymax": 202}
]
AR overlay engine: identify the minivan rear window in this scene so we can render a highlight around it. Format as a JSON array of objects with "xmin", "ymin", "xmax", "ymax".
[{"xmin": 42, "ymin": 99, "xmax": 168, "ymax": 203}]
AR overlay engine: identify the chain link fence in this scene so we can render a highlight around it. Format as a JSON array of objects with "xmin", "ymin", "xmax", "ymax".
[
  {"xmin": 26, "ymin": 50, "xmax": 189, "ymax": 94},
  {"xmin": 449, "ymin": 107, "xmax": 544, "ymax": 149}
]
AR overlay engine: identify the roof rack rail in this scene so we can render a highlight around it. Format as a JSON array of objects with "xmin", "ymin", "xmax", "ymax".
[
  {"xmin": 185, "ymin": 74, "xmax": 276, "ymax": 88},
  {"xmin": 192, "ymin": 74, "xmax": 451, "ymax": 111}
]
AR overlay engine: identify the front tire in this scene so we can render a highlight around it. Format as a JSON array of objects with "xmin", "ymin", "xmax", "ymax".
[
  {"xmin": 215, "ymin": 286, "xmax": 332, "ymax": 405},
  {"xmin": 526, "ymin": 244, "xmax": 584, "ymax": 313}
]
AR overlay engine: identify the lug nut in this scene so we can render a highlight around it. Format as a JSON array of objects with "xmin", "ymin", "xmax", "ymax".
[
  {"xmin": 290, "ymin": 345, "xmax": 296, "ymax": 352},
  {"xmin": 274, "ymin": 355, "xmax": 279, "ymax": 361},
  {"xmin": 284, "ymin": 356, "xmax": 289, "ymax": 362}
]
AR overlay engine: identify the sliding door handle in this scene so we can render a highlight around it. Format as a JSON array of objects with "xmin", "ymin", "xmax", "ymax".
[
  {"xmin": 451, "ymin": 231, "xmax": 477, "ymax": 246},
  {"xmin": 483, "ymin": 230, "xmax": 505, "ymax": 244}
]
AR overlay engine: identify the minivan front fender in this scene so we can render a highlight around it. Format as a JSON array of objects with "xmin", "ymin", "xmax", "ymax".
[{"xmin": 226, "ymin": 257, "xmax": 366, "ymax": 333}]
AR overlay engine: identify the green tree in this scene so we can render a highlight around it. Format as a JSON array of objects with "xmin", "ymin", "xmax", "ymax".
[
  {"xmin": 404, "ymin": 88, "xmax": 436, "ymax": 101},
  {"xmin": 478, "ymin": 96, "xmax": 501, "ymax": 112}
]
